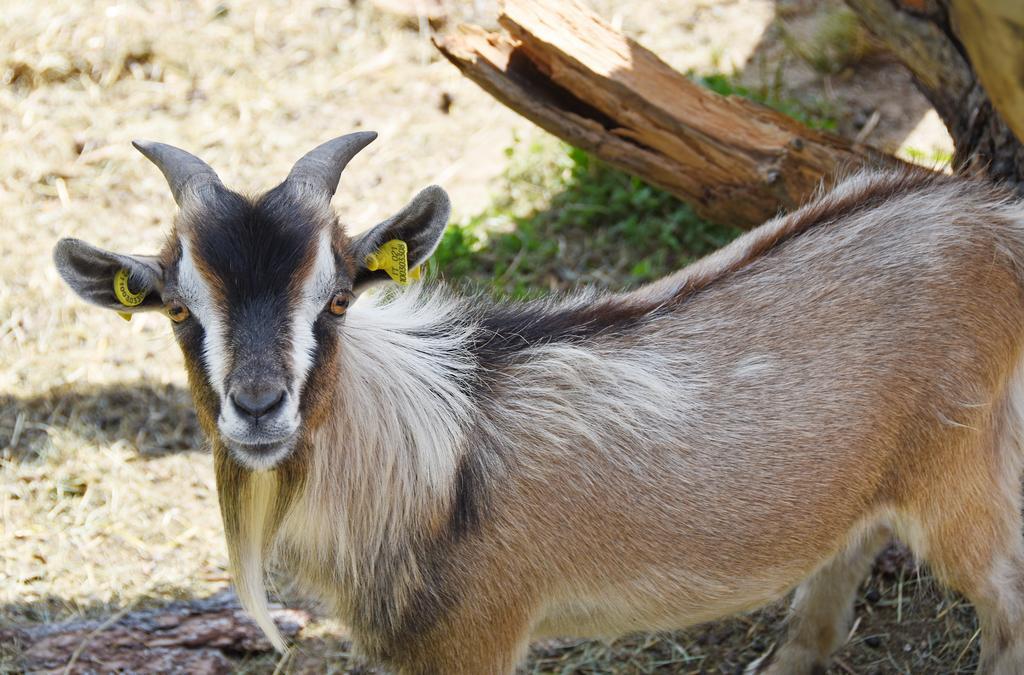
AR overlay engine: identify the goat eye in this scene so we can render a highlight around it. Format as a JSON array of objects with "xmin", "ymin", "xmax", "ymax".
[
  {"xmin": 327, "ymin": 292, "xmax": 351, "ymax": 317},
  {"xmin": 166, "ymin": 300, "xmax": 190, "ymax": 323}
]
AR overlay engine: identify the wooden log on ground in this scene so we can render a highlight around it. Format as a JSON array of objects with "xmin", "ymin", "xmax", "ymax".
[
  {"xmin": 0, "ymin": 589, "xmax": 309, "ymax": 675},
  {"xmin": 434, "ymin": 0, "xmax": 908, "ymax": 229}
]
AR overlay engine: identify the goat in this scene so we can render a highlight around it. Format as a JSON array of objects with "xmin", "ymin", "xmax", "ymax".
[{"xmin": 54, "ymin": 132, "xmax": 1024, "ymax": 674}]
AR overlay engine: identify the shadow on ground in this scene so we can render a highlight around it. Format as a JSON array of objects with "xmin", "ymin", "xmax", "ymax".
[
  {"xmin": 741, "ymin": 0, "xmax": 942, "ymax": 153},
  {"xmin": 0, "ymin": 551, "xmax": 981, "ymax": 674},
  {"xmin": 0, "ymin": 382, "xmax": 201, "ymax": 462}
]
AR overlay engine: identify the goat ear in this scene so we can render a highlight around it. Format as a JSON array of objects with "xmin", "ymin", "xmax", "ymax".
[
  {"xmin": 53, "ymin": 238, "xmax": 165, "ymax": 315},
  {"xmin": 351, "ymin": 186, "xmax": 449, "ymax": 293}
]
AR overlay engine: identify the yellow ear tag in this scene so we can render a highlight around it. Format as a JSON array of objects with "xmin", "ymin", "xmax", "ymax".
[
  {"xmin": 365, "ymin": 239, "xmax": 421, "ymax": 286},
  {"xmin": 113, "ymin": 268, "xmax": 147, "ymax": 322}
]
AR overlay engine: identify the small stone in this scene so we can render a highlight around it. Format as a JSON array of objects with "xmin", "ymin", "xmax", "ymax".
[{"xmin": 438, "ymin": 91, "xmax": 453, "ymax": 114}]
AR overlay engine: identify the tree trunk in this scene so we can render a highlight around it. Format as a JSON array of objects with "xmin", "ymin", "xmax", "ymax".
[
  {"xmin": 845, "ymin": 0, "xmax": 1024, "ymax": 192},
  {"xmin": 435, "ymin": 0, "xmax": 907, "ymax": 229}
]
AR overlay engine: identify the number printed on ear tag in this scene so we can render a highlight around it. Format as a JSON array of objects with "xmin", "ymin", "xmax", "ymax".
[
  {"xmin": 113, "ymin": 268, "xmax": 147, "ymax": 321},
  {"xmin": 365, "ymin": 240, "xmax": 412, "ymax": 285}
]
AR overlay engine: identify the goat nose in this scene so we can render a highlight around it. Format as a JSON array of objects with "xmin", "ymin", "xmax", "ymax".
[{"xmin": 231, "ymin": 387, "xmax": 286, "ymax": 420}]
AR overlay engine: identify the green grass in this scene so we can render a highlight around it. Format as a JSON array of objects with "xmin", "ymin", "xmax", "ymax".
[
  {"xmin": 432, "ymin": 71, "xmax": 840, "ymax": 298},
  {"xmin": 433, "ymin": 138, "xmax": 741, "ymax": 298},
  {"xmin": 901, "ymin": 146, "xmax": 953, "ymax": 168}
]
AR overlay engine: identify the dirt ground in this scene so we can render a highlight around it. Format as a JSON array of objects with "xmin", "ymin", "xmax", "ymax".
[{"xmin": 1, "ymin": 0, "xmax": 962, "ymax": 673}]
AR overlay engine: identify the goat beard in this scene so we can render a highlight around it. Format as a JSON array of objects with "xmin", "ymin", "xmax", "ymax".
[{"xmin": 214, "ymin": 443, "xmax": 302, "ymax": 651}]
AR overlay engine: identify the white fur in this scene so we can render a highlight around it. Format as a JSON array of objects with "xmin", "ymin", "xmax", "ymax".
[
  {"xmin": 290, "ymin": 229, "xmax": 335, "ymax": 392},
  {"xmin": 178, "ymin": 238, "xmax": 231, "ymax": 397},
  {"xmin": 234, "ymin": 471, "xmax": 287, "ymax": 651},
  {"xmin": 310, "ymin": 286, "xmax": 477, "ymax": 537}
]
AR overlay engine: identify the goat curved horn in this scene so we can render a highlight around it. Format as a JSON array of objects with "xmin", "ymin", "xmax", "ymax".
[
  {"xmin": 284, "ymin": 131, "xmax": 378, "ymax": 200},
  {"xmin": 132, "ymin": 140, "xmax": 224, "ymax": 207}
]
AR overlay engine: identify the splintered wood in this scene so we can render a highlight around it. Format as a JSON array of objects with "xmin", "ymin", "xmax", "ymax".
[{"xmin": 435, "ymin": 0, "xmax": 906, "ymax": 228}]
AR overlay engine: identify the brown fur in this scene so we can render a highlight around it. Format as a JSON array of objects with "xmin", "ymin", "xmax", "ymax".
[{"xmin": 188, "ymin": 169, "xmax": 1024, "ymax": 673}]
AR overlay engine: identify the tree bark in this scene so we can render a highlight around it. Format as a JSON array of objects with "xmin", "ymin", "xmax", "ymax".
[
  {"xmin": 0, "ymin": 590, "xmax": 309, "ymax": 675},
  {"xmin": 435, "ymin": 0, "xmax": 907, "ymax": 229},
  {"xmin": 845, "ymin": 0, "xmax": 1024, "ymax": 192}
]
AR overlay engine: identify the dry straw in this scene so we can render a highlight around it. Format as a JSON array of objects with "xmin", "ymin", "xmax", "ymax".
[{"xmin": 0, "ymin": 0, "xmax": 530, "ymax": 669}]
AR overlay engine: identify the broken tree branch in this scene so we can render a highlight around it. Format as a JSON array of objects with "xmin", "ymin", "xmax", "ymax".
[{"xmin": 435, "ymin": 0, "xmax": 907, "ymax": 229}]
